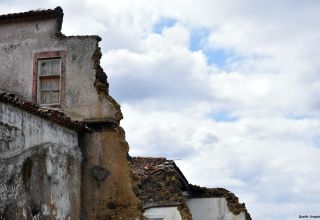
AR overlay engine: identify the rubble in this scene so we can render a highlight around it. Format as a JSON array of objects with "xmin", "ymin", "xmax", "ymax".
[{"xmin": 132, "ymin": 157, "xmax": 252, "ymax": 220}]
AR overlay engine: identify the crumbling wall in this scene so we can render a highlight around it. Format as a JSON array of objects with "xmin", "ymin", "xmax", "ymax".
[
  {"xmin": 188, "ymin": 185, "xmax": 251, "ymax": 220},
  {"xmin": 131, "ymin": 157, "xmax": 192, "ymax": 220},
  {"xmin": 0, "ymin": 102, "xmax": 81, "ymax": 219},
  {"xmin": 0, "ymin": 8, "xmax": 142, "ymax": 219},
  {"xmin": 0, "ymin": 15, "xmax": 118, "ymax": 121},
  {"xmin": 61, "ymin": 36, "xmax": 120, "ymax": 121},
  {"xmin": 186, "ymin": 198, "xmax": 247, "ymax": 220},
  {"xmin": 135, "ymin": 168, "xmax": 186, "ymax": 208},
  {"xmin": 80, "ymin": 127, "xmax": 142, "ymax": 220},
  {"xmin": 177, "ymin": 204, "xmax": 193, "ymax": 220}
]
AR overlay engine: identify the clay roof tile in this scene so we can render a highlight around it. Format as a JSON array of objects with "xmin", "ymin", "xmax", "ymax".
[
  {"xmin": 0, "ymin": 7, "xmax": 63, "ymax": 31},
  {"xmin": 0, "ymin": 93, "xmax": 85, "ymax": 131}
]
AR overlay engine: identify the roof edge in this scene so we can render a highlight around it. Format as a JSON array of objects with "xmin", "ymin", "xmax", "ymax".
[
  {"xmin": 0, "ymin": 93, "xmax": 85, "ymax": 131},
  {"xmin": 0, "ymin": 6, "xmax": 64, "ymax": 32}
]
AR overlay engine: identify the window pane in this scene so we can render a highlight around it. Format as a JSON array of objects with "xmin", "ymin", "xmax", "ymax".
[
  {"xmin": 51, "ymin": 91, "xmax": 60, "ymax": 104},
  {"xmin": 40, "ymin": 91, "xmax": 50, "ymax": 104},
  {"xmin": 51, "ymin": 78, "xmax": 60, "ymax": 90},
  {"xmin": 40, "ymin": 78, "xmax": 51, "ymax": 90},
  {"xmin": 40, "ymin": 78, "xmax": 60, "ymax": 91},
  {"xmin": 51, "ymin": 59, "xmax": 61, "ymax": 75},
  {"xmin": 39, "ymin": 61, "xmax": 50, "ymax": 75}
]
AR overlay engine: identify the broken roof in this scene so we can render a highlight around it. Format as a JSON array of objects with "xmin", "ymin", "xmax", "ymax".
[
  {"xmin": 189, "ymin": 184, "xmax": 252, "ymax": 219},
  {"xmin": 0, "ymin": 93, "xmax": 84, "ymax": 131},
  {"xmin": 132, "ymin": 157, "xmax": 188, "ymax": 182},
  {"xmin": 0, "ymin": 7, "xmax": 63, "ymax": 31},
  {"xmin": 131, "ymin": 156, "xmax": 190, "ymax": 209},
  {"xmin": 131, "ymin": 156, "xmax": 251, "ymax": 220}
]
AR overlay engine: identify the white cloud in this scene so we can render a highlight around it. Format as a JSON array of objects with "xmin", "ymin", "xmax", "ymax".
[{"xmin": 1, "ymin": 1, "xmax": 320, "ymax": 219}]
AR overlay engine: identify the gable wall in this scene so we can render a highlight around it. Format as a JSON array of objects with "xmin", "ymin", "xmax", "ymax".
[{"xmin": 0, "ymin": 19, "xmax": 117, "ymax": 121}]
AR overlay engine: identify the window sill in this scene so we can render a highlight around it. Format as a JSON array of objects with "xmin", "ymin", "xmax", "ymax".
[
  {"xmin": 39, "ymin": 74, "xmax": 60, "ymax": 78},
  {"xmin": 39, "ymin": 104, "xmax": 61, "ymax": 110}
]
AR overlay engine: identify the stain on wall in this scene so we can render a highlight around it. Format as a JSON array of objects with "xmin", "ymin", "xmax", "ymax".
[
  {"xmin": 80, "ymin": 127, "xmax": 142, "ymax": 220},
  {"xmin": 0, "ymin": 121, "xmax": 24, "ymax": 156},
  {"xmin": 0, "ymin": 102, "xmax": 81, "ymax": 219}
]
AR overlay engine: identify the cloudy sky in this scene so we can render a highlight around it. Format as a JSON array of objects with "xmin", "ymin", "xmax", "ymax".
[{"xmin": 1, "ymin": 0, "xmax": 320, "ymax": 219}]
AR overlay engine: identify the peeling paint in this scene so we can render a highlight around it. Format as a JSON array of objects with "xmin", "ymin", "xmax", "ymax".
[
  {"xmin": 0, "ymin": 7, "xmax": 143, "ymax": 220},
  {"xmin": 0, "ymin": 102, "xmax": 81, "ymax": 219}
]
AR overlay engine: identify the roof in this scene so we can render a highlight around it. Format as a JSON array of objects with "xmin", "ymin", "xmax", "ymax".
[
  {"xmin": 0, "ymin": 93, "xmax": 85, "ymax": 131},
  {"xmin": 131, "ymin": 156, "xmax": 190, "ymax": 188},
  {"xmin": 0, "ymin": 7, "xmax": 63, "ymax": 31},
  {"xmin": 131, "ymin": 157, "xmax": 190, "ymax": 209},
  {"xmin": 132, "ymin": 157, "xmax": 171, "ymax": 177},
  {"xmin": 131, "ymin": 156, "xmax": 251, "ymax": 220}
]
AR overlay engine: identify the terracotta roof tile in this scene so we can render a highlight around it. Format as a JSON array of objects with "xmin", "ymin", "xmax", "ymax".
[
  {"xmin": 0, "ymin": 93, "xmax": 85, "ymax": 131},
  {"xmin": 0, "ymin": 7, "xmax": 63, "ymax": 31},
  {"xmin": 131, "ymin": 157, "xmax": 169, "ymax": 178},
  {"xmin": 131, "ymin": 157, "xmax": 187, "ymax": 208},
  {"xmin": 131, "ymin": 156, "xmax": 251, "ymax": 219}
]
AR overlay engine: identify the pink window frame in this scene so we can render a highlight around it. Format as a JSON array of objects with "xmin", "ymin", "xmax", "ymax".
[{"xmin": 32, "ymin": 51, "xmax": 66, "ymax": 107}]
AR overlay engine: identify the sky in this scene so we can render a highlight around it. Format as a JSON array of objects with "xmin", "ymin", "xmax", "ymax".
[{"xmin": 1, "ymin": 1, "xmax": 320, "ymax": 219}]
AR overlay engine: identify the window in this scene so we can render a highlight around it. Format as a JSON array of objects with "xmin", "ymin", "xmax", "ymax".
[
  {"xmin": 38, "ymin": 59, "xmax": 61, "ymax": 105},
  {"xmin": 33, "ymin": 51, "xmax": 65, "ymax": 107}
]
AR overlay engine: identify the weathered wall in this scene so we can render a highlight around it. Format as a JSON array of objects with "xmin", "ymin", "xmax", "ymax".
[
  {"xmin": 0, "ymin": 8, "xmax": 142, "ymax": 219},
  {"xmin": 80, "ymin": 127, "xmax": 142, "ymax": 220},
  {"xmin": 186, "ymin": 198, "xmax": 247, "ymax": 220},
  {"xmin": 0, "ymin": 101, "xmax": 81, "ymax": 219},
  {"xmin": 0, "ymin": 18, "xmax": 118, "ymax": 121},
  {"xmin": 144, "ymin": 207, "xmax": 182, "ymax": 220},
  {"xmin": 0, "ymin": 18, "xmax": 59, "ymax": 101}
]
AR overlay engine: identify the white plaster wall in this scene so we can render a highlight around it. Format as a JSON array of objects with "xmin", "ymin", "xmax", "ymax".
[
  {"xmin": 0, "ymin": 18, "xmax": 117, "ymax": 121},
  {"xmin": 144, "ymin": 207, "xmax": 182, "ymax": 220},
  {"xmin": 0, "ymin": 102, "xmax": 78, "ymax": 159},
  {"xmin": 0, "ymin": 101, "xmax": 82, "ymax": 219},
  {"xmin": 0, "ymin": 19, "xmax": 57, "ymax": 43},
  {"xmin": 187, "ymin": 198, "xmax": 246, "ymax": 220},
  {"xmin": 0, "ymin": 19, "xmax": 58, "ymax": 101}
]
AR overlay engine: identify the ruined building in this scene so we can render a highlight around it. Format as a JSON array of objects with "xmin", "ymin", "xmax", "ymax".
[
  {"xmin": 0, "ymin": 7, "xmax": 251, "ymax": 220},
  {"xmin": 132, "ymin": 157, "xmax": 251, "ymax": 220},
  {"xmin": 0, "ymin": 7, "xmax": 141, "ymax": 219}
]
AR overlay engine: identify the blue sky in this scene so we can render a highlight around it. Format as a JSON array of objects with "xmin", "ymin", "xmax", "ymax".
[
  {"xmin": 1, "ymin": 1, "xmax": 320, "ymax": 219},
  {"xmin": 154, "ymin": 19, "xmax": 234, "ymax": 68},
  {"xmin": 153, "ymin": 18, "xmax": 177, "ymax": 34},
  {"xmin": 209, "ymin": 110, "xmax": 238, "ymax": 122}
]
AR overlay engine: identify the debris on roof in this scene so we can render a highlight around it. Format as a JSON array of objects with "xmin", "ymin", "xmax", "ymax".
[
  {"xmin": 189, "ymin": 184, "xmax": 252, "ymax": 220},
  {"xmin": 131, "ymin": 156, "xmax": 252, "ymax": 220},
  {"xmin": 131, "ymin": 157, "xmax": 188, "ymax": 209}
]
